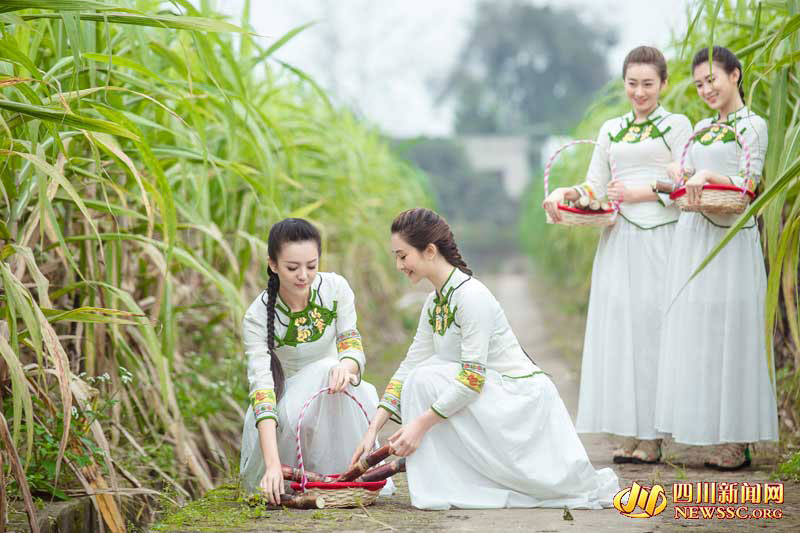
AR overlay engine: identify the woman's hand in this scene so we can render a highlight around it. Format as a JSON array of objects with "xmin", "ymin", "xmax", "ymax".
[
  {"xmin": 387, "ymin": 409, "xmax": 442, "ymax": 457},
  {"xmin": 685, "ymin": 170, "xmax": 709, "ymax": 205},
  {"xmin": 349, "ymin": 427, "xmax": 377, "ymax": 467},
  {"xmin": 260, "ymin": 463, "xmax": 284, "ymax": 505},
  {"xmin": 606, "ymin": 180, "xmax": 628, "ymax": 203},
  {"xmin": 542, "ymin": 188, "xmax": 566, "ymax": 223},
  {"xmin": 328, "ymin": 362, "xmax": 357, "ymax": 393}
]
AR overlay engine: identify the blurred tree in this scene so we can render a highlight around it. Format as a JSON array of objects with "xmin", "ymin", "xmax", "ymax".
[{"xmin": 442, "ymin": 0, "xmax": 617, "ymax": 135}]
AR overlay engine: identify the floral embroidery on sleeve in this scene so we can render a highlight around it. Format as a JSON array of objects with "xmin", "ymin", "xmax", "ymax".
[
  {"xmin": 250, "ymin": 388, "xmax": 277, "ymax": 425},
  {"xmin": 336, "ymin": 329, "xmax": 363, "ymax": 353},
  {"xmin": 378, "ymin": 379, "xmax": 403, "ymax": 420},
  {"xmin": 456, "ymin": 362, "xmax": 486, "ymax": 393}
]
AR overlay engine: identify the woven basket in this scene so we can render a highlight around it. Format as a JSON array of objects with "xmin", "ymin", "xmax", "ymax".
[
  {"xmin": 292, "ymin": 387, "xmax": 386, "ymax": 508},
  {"xmin": 543, "ymin": 139, "xmax": 618, "ymax": 227},
  {"xmin": 669, "ymin": 123, "xmax": 755, "ymax": 215}
]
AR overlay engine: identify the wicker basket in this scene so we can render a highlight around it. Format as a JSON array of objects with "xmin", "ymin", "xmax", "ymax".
[
  {"xmin": 669, "ymin": 123, "xmax": 755, "ymax": 215},
  {"xmin": 292, "ymin": 387, "xmax": 386, "ymax": 508},
  {"xmin": 543, "ymin": 139, "xmax": 618, "ymax": 227}
]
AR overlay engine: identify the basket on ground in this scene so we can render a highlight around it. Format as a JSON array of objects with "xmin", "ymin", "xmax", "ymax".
[
  {"xmin": 543, "ymin": 139, "xmax": 618, "ymax": 227},
  {"xmin": 669, "ymin": 123, "xmax": 755, "ymax": 215},
  {"xmin": 292, "ymin": 387, "xmax": 386, "ymax": 508}
]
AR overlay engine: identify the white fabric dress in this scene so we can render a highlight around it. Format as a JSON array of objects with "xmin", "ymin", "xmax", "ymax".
[
  {"xmin": 654, "ymin": 107, "xmax": 779, "ymax": 445},
  {"xmin": 239, "ymin": 272, "xmax": 392, "ymax": 494},
  {"xmin": 378, "ymin": 268, "xmax": 619, "ymax": 510},
  {"xmin": 575, "ymin": 106, "xmax": 693, "ymax": 439}
]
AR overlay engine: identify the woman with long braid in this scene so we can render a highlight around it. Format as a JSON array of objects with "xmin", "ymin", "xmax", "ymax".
[
  {"xmin": 351, "ymin": 208, "xmax": 618, "ymax": 510},
  {"xmin": 239, "ymin": 218, "xmax": 391, "ymax": 502}
]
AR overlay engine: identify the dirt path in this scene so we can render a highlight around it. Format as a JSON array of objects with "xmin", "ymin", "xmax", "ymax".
[{"xmin": 150, "ymin": 259, "xmax": 798, "ymax": 532}]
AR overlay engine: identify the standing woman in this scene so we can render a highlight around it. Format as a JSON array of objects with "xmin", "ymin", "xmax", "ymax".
[
  {"xmin": 543, "ymin": 46, "xmax": 692, "ymax": 464},
  {"xmin": 239, "ymin": 218, "xmax": 388, "ymax": 502},
  {"xmin": 351, "ymin": 208, "xmax": 619, "ymax": 510},
  {"xmin": 654, "ymin": 46, "xmax": 778, "ymax": 469}
]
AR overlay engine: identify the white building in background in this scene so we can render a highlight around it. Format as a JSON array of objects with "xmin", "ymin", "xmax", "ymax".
[{"xmin": 460, "ymin": 136, "xmax": 530, "ymax": 199}]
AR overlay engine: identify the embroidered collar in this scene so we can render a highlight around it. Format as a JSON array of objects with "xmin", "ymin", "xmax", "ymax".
[
  {"xmin": 275, "ymin": 275, "xmax": 323, "ymax": 317},
  {"xmin": 429, "ymin": 268, "xmax": 471, "ymax": 336},
  {"xmin": 610, "ymin": 105, "xmax": 671, "ymax": 144},
  {"xmin": 622, "ymin": 104, "xmax": 665, "ymax": 126},
  {"xmin": 716, "ymin": 105, "xmax": 750, "ymax": 123},
  {"xmin": 267, "ymin": 274, "xmax": 338, "ymax": 347}
]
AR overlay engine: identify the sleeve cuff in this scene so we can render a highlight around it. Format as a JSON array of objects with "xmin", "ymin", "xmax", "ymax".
[
  {"xmin": 337, "ymin": 329, "xmax": 365, "ymax": 381},
  {"xmin": 251, "ymin": 388, "xmax": 278, "ymax": 427},
  {"xmin": 430, "ymin": 362, "xmax": 485, "ymax": 418},
  {"xmin": 430, "ymin": 405, "xmax": 448, "ymax": 419},
  {"xmin": 379, "ymin": 379, "xmax": 403, "ymax": 423}
]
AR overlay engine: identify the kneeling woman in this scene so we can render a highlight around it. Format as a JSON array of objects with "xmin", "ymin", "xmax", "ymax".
[
  {"xmin": 240, "ymin": 218, "xmax": 388, "ymax": 503},
  {"xmin": 352, "ymin": 208, "xmax": 619, "ymax": 510}
]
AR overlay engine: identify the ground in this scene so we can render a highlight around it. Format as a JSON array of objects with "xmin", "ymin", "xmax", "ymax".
[{"xmin": 148, "ymin": 259, "xmax": 799, "ymax": 532}]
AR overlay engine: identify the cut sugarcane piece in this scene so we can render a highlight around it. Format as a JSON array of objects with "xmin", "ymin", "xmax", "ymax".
[
  {"xmin": 589, "ymin": 199, "xmax": 601, "ymax": 211},
  {"xmin": 576, "ymin": 196, "xmax": 590, "ymax": 209}
]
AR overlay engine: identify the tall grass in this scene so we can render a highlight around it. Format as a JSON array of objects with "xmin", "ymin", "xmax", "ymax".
[
  {"xmin": 0, "ymin": 1, "xmax": 428, "ymax": 530},
  {"xmin": 521, "ymin": 0, "xmax": 800, "ymax": 434}
]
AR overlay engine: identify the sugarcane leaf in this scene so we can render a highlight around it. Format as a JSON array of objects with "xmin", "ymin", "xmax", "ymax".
[{"xmin": 0, "ymin": 100, "xmax": 140, "ymax": 140}]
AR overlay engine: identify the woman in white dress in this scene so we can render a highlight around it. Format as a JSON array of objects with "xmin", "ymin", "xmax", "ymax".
[
  {"xmin": 654, "ymin": 46, "xmax": 778, "ymax": 470},
  {"xmin": 542, "ymin": 46, "xmax": 692, "ymax": 464},
  {"xmin": 239, "ymin": 218, "xmax": 387, "ymax": 503},
  {"xmin": 351, "ymin": 208, "xmax": 619, "ymax": 510}
]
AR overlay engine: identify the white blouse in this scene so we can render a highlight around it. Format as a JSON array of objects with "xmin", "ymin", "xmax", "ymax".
[
  {"xmin": 688, "ymin": 106, "xmax": 768, "ymax": 228},
  {"xmin": 243, "ymin": 272, "xmax": 366, "ymax": 425},
  {"xmin": 581, "ymin": 105, "xmax": 693, "ymax": 229},
  {"xmin": 379, "ymin": 268, "xmax": 539, "ymax": 421}
]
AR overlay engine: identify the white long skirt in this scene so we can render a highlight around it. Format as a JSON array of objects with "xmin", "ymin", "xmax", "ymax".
[
  {"xmin": 576, "ymin": 217, "xmax": 675, "ymax": 439},
  {"xmin": 403, "ymin": 357, "xmax": 619, "ymax": 510},
  {"xmin": 654, "ymin": 213, "xmax": 778, "ymax": 445},
  {"xmin": 240, "ymin": 356, "xmax": 392, "ymax": 494}
]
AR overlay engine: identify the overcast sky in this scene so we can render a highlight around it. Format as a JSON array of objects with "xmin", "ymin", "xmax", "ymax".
[{"xmin": 216, "ymin": 1, "xmax": 690, "ymax": 136}]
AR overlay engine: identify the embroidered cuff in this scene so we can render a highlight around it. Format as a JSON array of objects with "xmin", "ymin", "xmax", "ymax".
[
  {"xmin": 378, "ymin": 379, "xmax": 403, "ymax": 423},
  {"xmin": 456, "ymin": 362, "xmax": 486, "ymax": 393},
  {"xmin": 250, "ymin": 388, "xmax": 278, "ymax": 426},
  {"xmin": 337, "ymin": 329, "xmax": 365, "ymax": 373}
]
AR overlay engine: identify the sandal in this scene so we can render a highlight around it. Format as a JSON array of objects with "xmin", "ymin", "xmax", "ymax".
[
  {"xmin": 613, "ymin": 437, "xmax": 640, "ymax": 464},
  {"xmin": 631, "ymin": 439, "xmax": 662, "ymax": 464},
  {"xmin": 704, "ymin": 443, "xmax": 751, "ymax": 471}
]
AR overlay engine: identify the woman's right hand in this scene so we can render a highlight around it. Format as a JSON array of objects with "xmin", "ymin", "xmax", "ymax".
[
  {"xmin": 349, "ymin": 427, "xmax": 377, "ymax": 468},
  {"xmin": 542, "ymin": 188, "xmax": 566, "ymax": 223},
  {"xmin": 260, "ymin": 463, "xmax": 285, "ymax": 505}
]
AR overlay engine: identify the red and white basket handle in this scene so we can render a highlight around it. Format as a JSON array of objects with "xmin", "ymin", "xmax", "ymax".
[
  {"xmin": 543, "ymin": 139, "xmax": 618, "ymax": 208},
  {"xmin": 679, "ymin": 122, "xmax": 752, "ymax": 196},
  {"xmin": 295, "ymin": 387, "xmax": 372, "ymax": 492}
]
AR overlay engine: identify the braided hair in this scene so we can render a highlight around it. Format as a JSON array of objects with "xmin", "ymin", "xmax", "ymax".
[
  {"xmin": 390, "ymin": 208, "xmax": 473, "ymax": 276},
  {"xmin": 692, "ymin": 45, "xmax": 745, "ymax": 100},
  {"xmin": 265, "ymin": 218, "xmax": 322, "ymax": 400}
]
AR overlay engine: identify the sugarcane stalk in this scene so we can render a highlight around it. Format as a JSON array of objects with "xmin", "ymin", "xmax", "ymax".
[
  {"xmin": 589, "ymin": 199, "xmax": 601, "ymax": 211},
  {"xmin": 600, "ymin": 201, "xmax": 611, "ymax": 211},
  {"xmin": 275, "ymin": 493, "xmax": 325, "ymax": 509},
  {"xmin": 338, "ymin": 444, "xmax": 392, "ymax": 482},
  {"xmin": 357, "ymin": 458, "xmax": 406, "ymax": 482},
  {"xmin": 281, "ymin": 465, "xmax": 335, "ymax": 483},
  {"xmin": 576, "ymin": 196, "xmax": 590, "ymax": 209}
]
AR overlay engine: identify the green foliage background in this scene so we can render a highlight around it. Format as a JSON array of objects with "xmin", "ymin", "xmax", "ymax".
[{"xmin": 0, "ymin": 0, "xmax": 429, "ymax": 522}]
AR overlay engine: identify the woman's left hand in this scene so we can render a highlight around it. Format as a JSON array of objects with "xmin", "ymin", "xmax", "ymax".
[
  {"xmin": 685, "ymin": 170, "xmax": 708, "ymax": 205},
  {"xmin": 328, "ymin": 363, "xmax": 357, "ymax": 393},
  {"xmin": 606, "ymin": 180, "xmax": 628, "ymax": 203},
  {"xmin": 387, "ymin": 418, "xmax": 428, "ymax": 457}
]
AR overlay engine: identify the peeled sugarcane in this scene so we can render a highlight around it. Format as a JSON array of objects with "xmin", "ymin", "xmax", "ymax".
[
  {"xmin": 281, "ymin": 465, "xmax": 336, "ymax": 483},
  {"xmin": 600, "ymin": 201, "xmax": 612, "ymax": 211},
  {"xmin": 356, "ymin": 458, "xmax": 406, "ymax": 482},
  {"xmin": 589, "ymin": 199, "xmax": 601, "ymax": 211},
  {"xmin": 338, "ymin": 444, "xmax": 392, "ymax": 482},
  {"xmin": 575, "ymin": 196, "xmax": 591, "ymax": 209}
]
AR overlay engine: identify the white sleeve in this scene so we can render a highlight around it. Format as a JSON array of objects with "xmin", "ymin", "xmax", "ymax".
[
  {"xmin": 243, "ymin": 297, "xmax": 278, "ymax": 426},
  {"xmin": 332, "ymin": 274, "xmax": 366, "ymax": 384},
  {"xmin": 579, "ymin": 120, "xmax": 613, "ymax": 199},
  {"xmin": 378, "ymin": 294, "xmax": 435, "ymax": 423},
  {"xmin": 733, "ymin": 117, "xmax": 768, "ymax": 190},
  {"xmin": 430, "ymin": 285, "xmax": 492, "ymax": 419},
  {"xmin": 657, "ymin": 114, "xmax": 693, "ymax": 206}
]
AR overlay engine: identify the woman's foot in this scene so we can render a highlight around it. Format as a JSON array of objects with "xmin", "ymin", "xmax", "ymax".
[
  {"xmin": 613, "ymin": 437, "xmax": 640, "ymax": 464},
  {"xmin": 631, "ymin": 439, "xmax": 662, "ymax": 464},
  {"xmin": 704, "ymin": 443, "xmax": 751, "ymax": 471}
]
